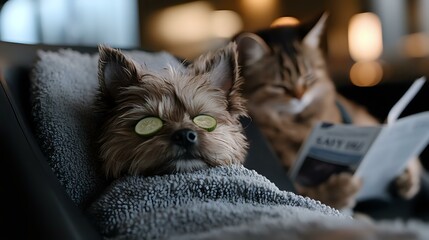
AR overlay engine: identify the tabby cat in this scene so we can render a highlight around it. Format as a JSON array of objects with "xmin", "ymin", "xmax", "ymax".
[{"xmin": 234, "ymin": 13, "xmax": 422, "ymax": 210}]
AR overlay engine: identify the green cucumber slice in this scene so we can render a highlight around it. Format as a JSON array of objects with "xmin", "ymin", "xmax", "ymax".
[
  {"xmin": 193, "ymin": 115, "xmax": 217, "ymax": 132},
  {"xmin": 135, "ymin": 117, "xmax": 163, "ymax": 136}
]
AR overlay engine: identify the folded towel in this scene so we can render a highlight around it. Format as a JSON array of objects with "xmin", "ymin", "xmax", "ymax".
[
  {"xmin": 30, "ymin": 48, "xmax": 182, "ymax": 208},
  {"xmin": 87, "ymin": 165, "xmax": 345, "ymax": 240}
]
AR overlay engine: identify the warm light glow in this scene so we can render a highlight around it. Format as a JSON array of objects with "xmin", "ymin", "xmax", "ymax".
[
  {"xmin": 270, "ymin": 17, "xmax": 300, "ymax": 27},
  {"xmin": 240, "ymin": 0, "xmax": 277, "ymax": 16},
  {"xmin": 348, "ymin": 13, "xmax": 383, "ymax": 61},
  {"xmin": 402, "ymin": 32, "xmax": 429, "ymax": 58},
  {"xmin": 211, "ymin": 10, "xmax": 243, "ymax": 38},
  {"xmin": 150, "ymin": 1, "xmax": 212, "ymax": 44},
  {"xmin": 349, "ymin": 61, "xmax": 383, "ymax": 87},
  {"xmin": 149, "ymin": 2, "xmax": 243, "ymax": 44}
]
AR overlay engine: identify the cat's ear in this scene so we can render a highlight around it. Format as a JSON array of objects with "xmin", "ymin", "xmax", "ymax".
[
  {"xmin": 235, "ymin": 33, "xmax": 270, "ymax": 67},
  {"xmin": 98, "ymin": 45, "xmax": 139, "ymax": 99},
  {"xmin": 303, "ymin": 12, "xmax": 328, "ymax": 48},
  {"xmin": 190, "ymin": 42, "xmax": 246, "ymax": 117}
]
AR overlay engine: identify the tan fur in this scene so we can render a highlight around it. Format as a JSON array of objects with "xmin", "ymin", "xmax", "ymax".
[
  {"xmin": 96, "ymin": 43, "xmax": 248, "ymax": 178},
  {"xmin": 235, "ymin": 15, "xmax": 422, "ymax": 209}
]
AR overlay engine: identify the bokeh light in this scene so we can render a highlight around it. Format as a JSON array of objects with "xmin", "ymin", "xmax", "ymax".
[
  {"xmin": 401, "ymin": 32, "xmax": 429, "ymax": 58},
  {"xmin": 150, "ymin": 1, "xmax": 212, "ymax": 44},
  {"xmin": 349, "ymin": 61, "xmax": 383, "ymax": 87},
  {"xmin": 240, "ymin": 0, "xmax": 277, "ymax": 16},
  {"xmin": 348, "ymin": 12, "xmax": 383, "ymax": 61},
  {"xmin": 150, "ymin": 1, "xmax": 243, "ymax": 45},
  {"xmin": 211, "ymin": 10, "xmax": 243, "ymax": 38},
  {"xmin": 271, "ymin": 17, "xmax": 300, "ymax": 27}
]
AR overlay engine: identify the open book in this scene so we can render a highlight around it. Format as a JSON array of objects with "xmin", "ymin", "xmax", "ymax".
[{"xmin": 289, "ymin": 77, "xmax": 429, "ymax": 201}]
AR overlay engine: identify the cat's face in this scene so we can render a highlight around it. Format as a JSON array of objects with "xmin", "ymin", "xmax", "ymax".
[
  {"xmin": 96, "ymin": 43, "xmax": 248, "ymax": 178},
  {"xmin": 235, "ymin": 13, "xmax": 336, "ymax": 119}
]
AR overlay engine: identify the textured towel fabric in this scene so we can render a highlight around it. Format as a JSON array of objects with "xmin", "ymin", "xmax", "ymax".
[
  {"xmin": 30, "ymin": 49, "xmax": 182, "ymax": 208},
  {"xmin": 87, "ymin": 165, "xmax": 345, "ymax": 240}
]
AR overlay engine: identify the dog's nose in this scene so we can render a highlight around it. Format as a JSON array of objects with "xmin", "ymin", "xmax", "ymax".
[{"xmin": 171, "ymin": 129, "xmax": 198, "ymax": 147}]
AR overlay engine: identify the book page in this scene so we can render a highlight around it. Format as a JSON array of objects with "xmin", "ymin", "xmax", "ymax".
[
  {"xmin": 289, "ymin": 123, "xmax": 382, "ymax": 187},
  {"xmin": 387, "ymin": 77, "xmax": 426, "ymax": 124},
  {"xmin": 354, "ymin": 112, "xmax": 429, "ymax": 201}
]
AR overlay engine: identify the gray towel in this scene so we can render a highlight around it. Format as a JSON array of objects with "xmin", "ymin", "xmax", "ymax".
[
  {"xmin": 87, "ymin": 164, "xmax": 345, "ymax": 240},
  {"xmin": 30, "ymin": 48, "xmax": 182, "ymax": 208}
]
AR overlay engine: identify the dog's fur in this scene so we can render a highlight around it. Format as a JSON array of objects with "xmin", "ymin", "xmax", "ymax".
[{"xmin": 95, "ymin": 43, "xmax": 248, "ymax": 178}]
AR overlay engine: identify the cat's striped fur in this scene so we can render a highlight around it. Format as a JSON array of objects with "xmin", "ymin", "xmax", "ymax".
[{"xmin": 235, "ymin": 13, "xmax": 422, "ymax": 209}]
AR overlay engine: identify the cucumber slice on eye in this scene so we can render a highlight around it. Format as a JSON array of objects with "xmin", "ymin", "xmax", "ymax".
[
  {"xmin": 135, "ymin": 117, "xmax": 163, "ymax": 136},
  {"xmin": 193, "ymin": 115, "xmax": 217, "ymax": 132}
]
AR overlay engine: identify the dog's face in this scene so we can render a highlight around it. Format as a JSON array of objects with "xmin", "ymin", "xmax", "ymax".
[{"xmin": 96, "ymin": 43, "xmax": 248, "ymax": 178}]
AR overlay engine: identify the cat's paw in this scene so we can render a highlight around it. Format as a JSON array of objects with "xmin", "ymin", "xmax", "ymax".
[
  {"xmin": 394, "ymin": 158, "xmax": 422, "ymax": 200},
  {"xmin": 297, "ymin": 172, "xmax": 362, "ymax": 210},
  {"xmin": 320, "ymin": 173, "xmax": 362, "ymax": 209}
]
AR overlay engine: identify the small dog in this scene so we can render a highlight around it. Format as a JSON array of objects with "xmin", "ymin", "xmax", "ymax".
[{"xmin": 95, "ymin": 43, "xmax": 248, "ymax": 178}]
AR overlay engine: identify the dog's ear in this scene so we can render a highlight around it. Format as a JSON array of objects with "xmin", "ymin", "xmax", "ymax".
[
  {"xmin": 190, "ymin": 42, "xmax": 247, "ymax": 117},
  {"xmin": 98, "ymin": 45, "xmax": 139, "ymax": 99}
]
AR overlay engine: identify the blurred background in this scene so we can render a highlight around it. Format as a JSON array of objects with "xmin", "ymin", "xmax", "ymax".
[{"xmin": 1, "ymin": 0, "xmax": 429, "ymax": 87}]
